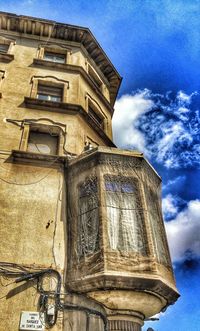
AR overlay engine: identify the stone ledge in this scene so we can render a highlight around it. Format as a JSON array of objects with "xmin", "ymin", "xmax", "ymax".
[
  {"xmin": 11, "ymin": 150, "xmax": 67, "ymax": 168},
  {"xmin": 24, "ymin": 97, "xmax": 115, "ymax": 147},
  {"xmin": 66, "ymin": 273, "xmax": 180, "ymax": 306},
  {"xmin": 0, "ymin": 52, "xmax": 14, "ymax": 63}
]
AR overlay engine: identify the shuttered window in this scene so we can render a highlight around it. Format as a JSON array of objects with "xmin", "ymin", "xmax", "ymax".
[{"xmin": 37, "ymin": 84, "xmax": 63, "ymax": 102}]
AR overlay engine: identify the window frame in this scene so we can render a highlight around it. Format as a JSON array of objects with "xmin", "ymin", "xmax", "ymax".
[
  {"xmin": 88, "ymin": 105, "xmax": 104, "ymax": 130},
  {"xmin": 20, "ymin": 123, "xmax": 65, "ymax": 156},
  {"xmin": 27, "ymin": 130, "xmax": 59, "ymax": 155},
  {"xmin": 37, "ymin": 44, "xmax": 71, "ymax": 65},
  {"xmin": 77, "ymin": 177, "xmax": 100, "ymax": 258},
  {"xmin": 104, "ymin": 174, "xmax": 148, "ymax": 255},
  {"xmin": 0, "ymin": 37, "xmax": 15, "ymax": 62},
  {"xmin": 36, "ymin": 83, "xmax": 63, "ymax": 102},
  {"xmin": 86, "ymin": 96, "xmax": 106, "ymax": 132},
  {"xmin": 87, "ymin": 64, "xmax": 103, "ymax": 92},
  {"xmin": 30, "ymin": 76, "xmax": 69, "ymax": 104},
  {"xmin": 43, "ymin": 51, "xmax": 66, "ymax": 64}
]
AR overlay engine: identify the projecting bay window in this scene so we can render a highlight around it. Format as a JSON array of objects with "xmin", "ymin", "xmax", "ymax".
[
  {"xmin": 43, "ymin": 51, "xmax": 66, "ymax": 64},
  {"xmin": 78, "ymin": 177, "xmax": 99, "ymax": 258},
  {"xmin": 104, "ymin": 175, "xmax": 148, "ymax": 255},
  {"xmin": 37, "ymin": 84, "xmax": 63, "ymax": 102}
]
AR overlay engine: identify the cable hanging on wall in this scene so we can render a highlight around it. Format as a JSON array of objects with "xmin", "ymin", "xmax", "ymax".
[{"xmin": 0, "ymin": 262, "xmax": 108, "ymax": 331}]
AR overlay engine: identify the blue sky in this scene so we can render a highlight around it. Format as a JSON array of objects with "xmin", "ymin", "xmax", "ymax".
[{"xmin": 0, "ymin": 1, "xmax": 199, "ymax": 330}]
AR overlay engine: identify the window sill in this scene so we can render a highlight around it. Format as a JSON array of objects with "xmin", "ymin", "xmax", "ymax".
[
  {"xmin": 24, "ymin": 96, "xmax": 83, "ymax": 114},
  {"xmin": 11, "ymin": 150, "xmax": 67, "ymax": 167},
  {"xmin": 33, "ymin": 58, "xmax": 68, "ymax": 71},
  {"xmin": 0, "ymin": 53, "xmax": 14, "ymax": 63}
]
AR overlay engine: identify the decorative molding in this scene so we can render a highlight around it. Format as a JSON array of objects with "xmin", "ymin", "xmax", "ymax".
[
  {"xmin": 108, "ymin": 320, "xmax": 141, "ymax": 331},
  {"xmin": 11, "ymin": 150, "xmax": 67, "ymax": 168},
  {"xmin": 32, "ymin": 58, "xmax": 114, "ymax": 115},
  {"xmin": 0, "ymin": 11, "xmax": 122, "ymax": 105},
  {"xmin": 24, "ymin": 98, "xmax": 115, "ymax": 147}
]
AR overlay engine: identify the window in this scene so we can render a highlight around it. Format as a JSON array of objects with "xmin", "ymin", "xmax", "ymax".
[
  {"xmin": 104, "ymin": 175, "xmax": 147, "ymax": 255},
  {"xmin": 145, "ymin": 186, "xmax": 171, "ymax": 266},
  {"xmin": 88, "ymin": 106, "xmax": 104, "ymax": 129},
  {"xmin": 0, "ymin": 38, "xmax": 15, "ymax": 63},
  {"xmin": 43, "ymin": 51, "xmax": 66, "ymax": 64},
  {"xmin": 88, "ymin": 64, "xmax": 103, "ymax": 90},
  {"xmin": 37, "ymin": 84, "xmax": 63, "ymax": 102},
  {"xmin": 27, "ymin": 131, "xmax": 58, "ymax": 155},
  {"xmin": 78, "ymin": 177, "xmax": 99, "ymax": 258},
  {"xmin": 0, "ymin": 44, "xmax": 9, "ymax": 53}
]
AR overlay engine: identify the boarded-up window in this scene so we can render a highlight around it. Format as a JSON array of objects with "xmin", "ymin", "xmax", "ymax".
[
  {"xmin": 27, "ymin": 131, "xmax": 58, "ymax": 155},
  {"xmin": 105, "ymin": 175, "xmax": 148, "ymax": 255}
]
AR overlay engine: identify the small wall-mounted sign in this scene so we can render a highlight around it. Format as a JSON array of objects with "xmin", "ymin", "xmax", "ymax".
[{"xmin": 20, "ymin": 311, "xmax": 45, "ymax": 330}]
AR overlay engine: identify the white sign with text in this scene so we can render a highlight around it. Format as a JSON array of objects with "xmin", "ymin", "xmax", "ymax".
[{"xmin": 20, "ymin": 311, "xmax": 45, "ymax": 330}]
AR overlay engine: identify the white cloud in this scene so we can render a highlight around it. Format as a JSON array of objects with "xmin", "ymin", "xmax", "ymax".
[
  {"xmin": 165, "ymin": 199, "xmax": 200, "ymax": 262},
  {"xmin": 162, "ymin": 194, "xmax": 178, "ymax": 218},
  {"xmin": 114, "ymin": 89, "xmax": 199, "ymax": 169},
  {"xmin": 156, "ymin": 122, "xmax": 193, "ymax": 168},
  {"xmin": 112, "ymin": 90, "xmax": 154, "ymax": 153},
  {"xmin": 177, "ymin": 91, "xmax": 193, "ymax": 104}
]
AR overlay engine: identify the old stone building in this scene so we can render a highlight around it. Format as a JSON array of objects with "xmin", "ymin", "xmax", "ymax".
[{"xmin": 0, "ymin": 12, "xmax": 179, "ymax": 331}]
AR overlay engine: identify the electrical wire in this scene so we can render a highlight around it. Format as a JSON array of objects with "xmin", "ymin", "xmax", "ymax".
[
  {"xmin": 0, "ymin": 262, "xmax": 108, "ymax": 330},
  {"xmin": 0, "ymin": 155, "xmax": 61, "ymax": 185}
]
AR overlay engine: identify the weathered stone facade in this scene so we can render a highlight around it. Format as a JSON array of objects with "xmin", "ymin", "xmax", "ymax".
[{"xmin": 0, "ymin": 12, "xmax": 179, "ymax": 331}]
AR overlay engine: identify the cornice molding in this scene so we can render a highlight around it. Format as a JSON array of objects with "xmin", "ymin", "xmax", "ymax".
[{"xmin": 0, "ymin": 11, "xmax": 122, "ymax": 106}]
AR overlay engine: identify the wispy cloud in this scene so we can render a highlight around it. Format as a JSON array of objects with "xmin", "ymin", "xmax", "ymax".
[
  {"xmin": 163, "ymin": 175, "xmax": 186, "ymax": 191},
  {"xmin": 165, "ymin": 199, "xmax": 200, "ymax": 262},
  {"xmin": 113, "ymin": 89, "xmax": 199, "ymax": 169}
]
